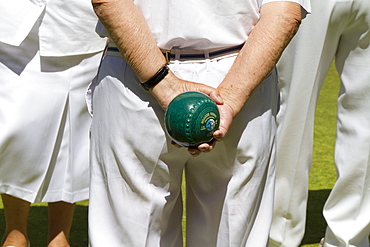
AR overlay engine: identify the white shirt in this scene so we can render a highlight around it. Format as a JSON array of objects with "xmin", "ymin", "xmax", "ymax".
[
  {"xmin": 0, "ymin": 0, "xmax": 106, "ymax": 56},
  {"xmin": 133, "ymin": 0, "xmax": 311, "ymax": 50}
]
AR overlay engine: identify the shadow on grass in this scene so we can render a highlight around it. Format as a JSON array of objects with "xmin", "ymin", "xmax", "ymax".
[
  {"xmin": 0, "ymin": 205, "xmax": 88, "ymax": 247},
  {"xmin": 301, "ymin": 189, "xmax": 331, "ymax": 246},
  {"xmin": 0, "ymin": 190, "xmax": 330, "ymax": 247}
]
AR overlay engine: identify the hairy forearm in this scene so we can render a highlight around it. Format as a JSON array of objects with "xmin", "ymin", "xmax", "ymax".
[
  {"xmin": 92, "ymin": 0, "xmax": 166, "ymax": 82},
  {"xmin": 218, "ymin": 2, "xmax": 302, "ymax": 117}
]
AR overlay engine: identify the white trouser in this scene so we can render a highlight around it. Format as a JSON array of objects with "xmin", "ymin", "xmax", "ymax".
[
  {"xmin": 269, "ymin": 0, "xmax": 370, "ymax": 246},
  {"xmin": 89, "ymin": 52, "xmax": 278, "ymax": 246}
]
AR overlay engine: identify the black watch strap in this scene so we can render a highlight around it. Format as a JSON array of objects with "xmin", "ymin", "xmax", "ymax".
[{"xmin": 141, "ymin": 64, "xmax": 169, "ymax": 90}]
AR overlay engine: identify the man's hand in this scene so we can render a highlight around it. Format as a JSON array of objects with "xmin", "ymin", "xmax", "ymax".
[
  {"xmin": 184, "ymin": 102, "xmax": 234, "ymax": 157},
  {"xmin": 150, "ymin": 71, "xmax": 230, "ymax": 156},
  {"xmin": 149, "ymin": 71, "xmax": 223, "ymax": 110}
]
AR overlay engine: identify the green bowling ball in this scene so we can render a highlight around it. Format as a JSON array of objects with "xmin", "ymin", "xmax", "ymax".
[{"xmin": 164, "ymin": 91, "xmax": 220, "ymax": 147}]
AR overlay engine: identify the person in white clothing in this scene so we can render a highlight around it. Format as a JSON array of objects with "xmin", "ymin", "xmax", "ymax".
[
  {"xmin": 88, "ymin": 0, "xmax": 310, "ymax": 246},
  {"xmin": 0, "ymin": 0, "xmax": 106, "ymax": 246},
  {"xmin": 269, "ymin": 0, "xmax": 370, "ymax": 246}
]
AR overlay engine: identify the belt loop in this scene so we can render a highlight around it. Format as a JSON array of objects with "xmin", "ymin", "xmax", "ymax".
[
  {"xmin": 174, "ymin": 49, "xmax": 180, "ymax": 61},
  {"xmin": 174, "ymin": 49, "xmax": 180, "ymax": 72},
  {"xmin": 204, "ymin": 50, "xmax": 211, "ymax": 72}
]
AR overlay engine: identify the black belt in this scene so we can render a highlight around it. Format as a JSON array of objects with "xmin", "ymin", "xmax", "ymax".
[
  {"xmin": 163, "ymin": 43, "xmax": 244, "ymax": 62},
  {"xmin": 106, "ymin": 43, "xmax": 244, "ymax": 61}
]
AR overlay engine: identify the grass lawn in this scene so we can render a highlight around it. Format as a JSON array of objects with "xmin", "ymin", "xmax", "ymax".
[
  {"xmin": 299, "ymin": 63, "xmax": 340, "ymax": 247},
  {"xmin": 0, "ymin": 63, "xmax": 340, "ymax": 246}
]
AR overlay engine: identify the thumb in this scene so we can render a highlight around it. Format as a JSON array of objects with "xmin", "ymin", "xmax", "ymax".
[{"xmin": 209, "ymin": 90, "xmax": 224, "ymax": 105}]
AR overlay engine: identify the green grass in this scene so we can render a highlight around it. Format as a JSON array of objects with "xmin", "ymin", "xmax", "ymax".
[
  {"xmin": 0, "ymin": 63, "xmax": 340, "ymax": 246},
  {"xmin": 300, "ymin": 63, "xmax": 340, "ymax": 247}
]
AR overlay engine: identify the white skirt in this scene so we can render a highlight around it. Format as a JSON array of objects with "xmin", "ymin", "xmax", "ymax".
[{"xmin": 0, "ymin": 33, "xmax": 103, "ymax": 203}]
